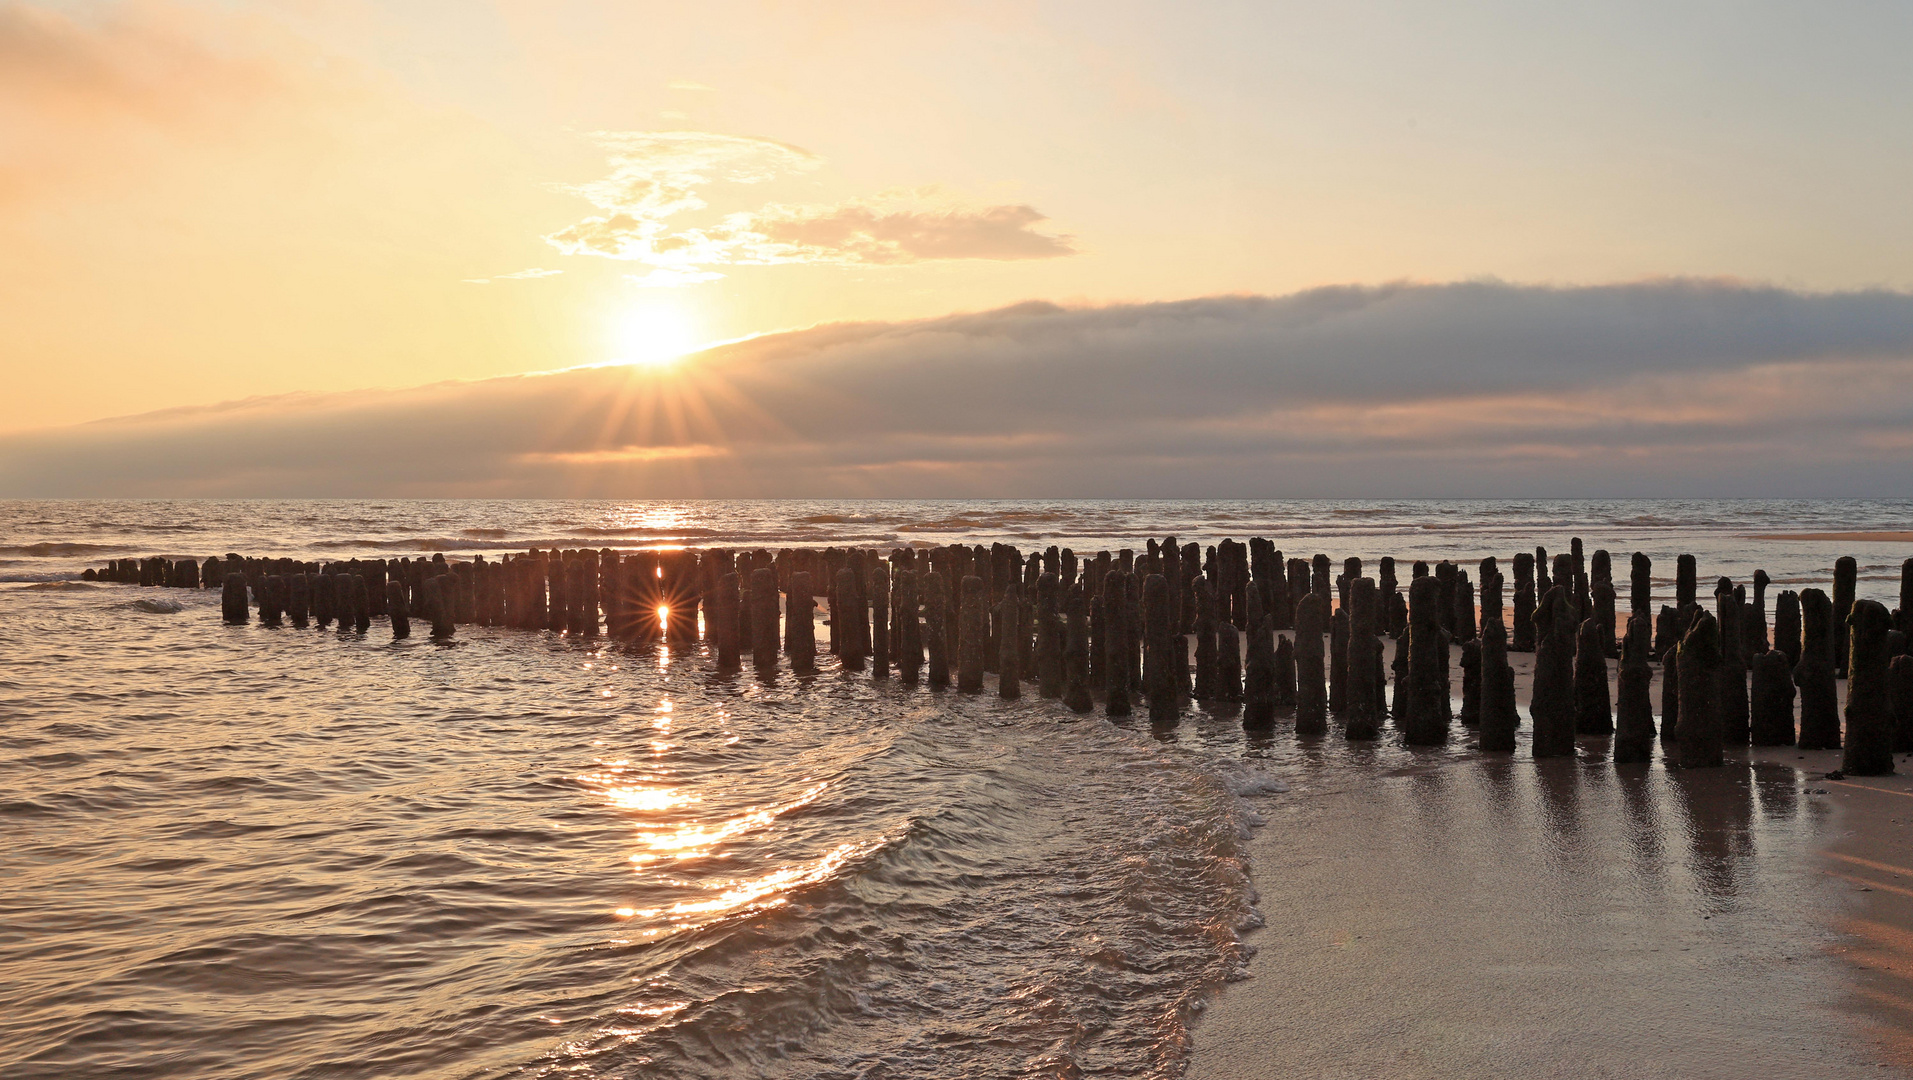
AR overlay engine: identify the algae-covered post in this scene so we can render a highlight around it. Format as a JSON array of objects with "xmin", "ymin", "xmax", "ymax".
[{"xmin": 750, "ymin": 568, "xmax": 780, "ymax": 675}]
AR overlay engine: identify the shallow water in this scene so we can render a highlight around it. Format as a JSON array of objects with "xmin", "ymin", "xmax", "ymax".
[{"xmin": 3, "ymin": 498, "xmax": 1910, "ymax": 1078}]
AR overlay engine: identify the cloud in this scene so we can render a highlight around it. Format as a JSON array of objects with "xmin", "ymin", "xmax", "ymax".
[
  {"xmin": 6, "ymin": 279, "xmax": 1913, "ymax": 498},
  {"xmin": 746, "ymin": 198, "xmax": 1074, "ymax": 264},
  {"xmin": 666, "ymin": 80, "xmax": 715, "ymax": 92},
  {"xmin": 463, "ymin": 268, "xmax": 563, "ymax": 283},
  {"xmin": 542, "ymin": 130, "xmax": 1075, "ymax": 284}
]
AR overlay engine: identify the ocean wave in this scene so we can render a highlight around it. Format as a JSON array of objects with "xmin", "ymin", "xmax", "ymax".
[{"xmin": 0, "ymin": 542, "xmax": 121, "ymax": 556}]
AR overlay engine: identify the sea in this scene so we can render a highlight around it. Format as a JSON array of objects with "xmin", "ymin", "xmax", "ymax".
[{"xmin": 2, "ymin": 498, "xmax": 1910, "ymax": 1080}]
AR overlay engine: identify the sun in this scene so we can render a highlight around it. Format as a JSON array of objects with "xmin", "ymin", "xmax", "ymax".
[{"xmin": 612, "ymin": 307, "xmax": 697, "ymax": 368}]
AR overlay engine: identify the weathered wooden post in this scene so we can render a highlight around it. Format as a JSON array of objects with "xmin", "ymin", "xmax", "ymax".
[
  {"xmin": 1216, "ymin": 605, "xmax": 1242, "ymax": 703},
  {"xmin": 1751, "ymin": 569, "xmax": 1771, "ymax": 654},
  {"xmin": 750, "ymin": 567, "xmax": 780, "ymax": 674},
  {"xmin": 1531, "ymin": 587, "xmax": 1577, "ymax": 758},
  {"xmin": 1142, "ymin": 574, "xmax": 1178, "ymax": 724},
  {"xmin": 1715, "ymin": 578, "xmax": 1749, "ymax": 745},
  {"xmin": 1063, "ymin": 586, "xmax": 1093, "ymax": 712},
  {"xmin": 869, "ymin": 564, "xmax": 891, "ymax": 678},
  {"xmin": 1750, "ymin": 648, "xmax": 1795, "ymax": 746},
  {"xmin": 425, "ymin": 576, "xmax": 455, "ymax": 639},
  {"xmin": 1774, "ymin": 589, "xmax": 1802, "ymax": 666},
  {"xmin": 1574, "ymin": 615, "xmax": 1613, "ymax": 735},
  {"xmin": 287, "ymin": 573, "xmax": 310, "ymax": 629},
  {"xmin": 785, "ymin": 570, "xmax": 817, "ymax": 674},
  {"xmin": 1274, "ymin": 634, "xmax": 1297, "ymax": 709},
  {"xmin": 1346, "ymin": 577, "xmax": 1381, "ymax": 739},
  {"xmin": 387, "ymin": 580, "xmax": 410, "ymax": 639},
  {"xmin": 1327, "ymin": 605, "xmax": 1349, "ymax": 715},
  {"xmin": 1660, "ymin": 621, "xmax": 1681, "ymax": 748},
  {"xmin": 1676, "ymin": 554, "xmax": 1698, "ymax": 616},
  {"xmin": 895, "ymin": 570, "xmax": 922, "ymax": 685},
  {"xmin": 1379, "ymin": 556, "xmax": 1402, "ymax": 638},
  {"xmin": 1630, "ymin": 552, "xmax": 1651, "ymax": 619},
  {"xmin": 1834, "ymin": 556, "xmax": 1857, "ymax": 678},
  {"xmin": 1036, "ymin": 572, "xmax": 1064, "ymax": 698},
  {"xmin": 1535, "ymin": 546, "xmax": 1550, "ymax": 595},
  {"xmin": 1102, "ymin": 571, "xmax": 1131, "ymax": 715},
  {"xmin": 259, "ymin": 575, "xmax": 284, "ymax": 627},
  {"xmin": 1480, "ymin": 613, "xmax": 1519, "ymax": 752},
  {"xmin": 1796, "ymin": 588, "xmax": 1841, "ymax": 750},
  {"xmin": 836, "ymin": 567, "xmax": 866, "ymax": 673},
  {"xmin": 1295, "ymin": 593, "xmax": 1329, "ymax": 735},
  {"xmin": 1512, "ymin": 552, "xmax": 1536, "ymax": 652},
  {"xmin": 1614, "ymin": 612, "xmax": 1655, "ymax": 763},
  {"xmin": 1244, "ymin": 589, "xmax": 1276, "ymax": 728},
  {"xmin": 1891, "ymin": 653, "xmax": 1913, "ymax": 753},
  {"xmin": 923, "ymin": 571, "xmax": 950, "ymax": 689},
  {"xmin": 1592, "ymin": 570, "xmax": 1617, "ymax": 659},
  {"xmin": 351, "ymin": 574, "xmax": 372, "ymax": 632},
  {"xmin": 1401, "ymin": 577, "xmax": 1448, "ymax": 745},
  {"xmin": 1193, "ymin": 578, "xmax": 1219, "ymax": 701},
  {"xmin": 1677, "ymin": 610, "xmax": 1723, "ymax": 768},
  {"xmin": 1844, "ymin": 600, "xmax": 1896, "ymax": 775},
  {"xmin": 957, "ymin": 575, "xmax": 988, "ymax": 692},
  {"xmin": 710, "ymin": 570, "xmax": 742, "ymax": 671},
  {"xmin": 996, "ymin": 590, "xmax": 1023, "ymax": 700},
  {"xmin": 312, "ymin": 572, "xmax": 335, "ymax": 628}
]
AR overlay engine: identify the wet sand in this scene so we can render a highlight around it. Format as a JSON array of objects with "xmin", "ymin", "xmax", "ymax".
[
  {"xmin": 1743, "ymin": 532, "xmax": 1913, "ymax": 542},
  {"xmin": 1190, "ymin": 641, "xmax": 1913, "ymax": 1079}
]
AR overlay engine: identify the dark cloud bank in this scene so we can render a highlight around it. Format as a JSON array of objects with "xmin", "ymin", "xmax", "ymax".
[{"xmin": 8, "ymin": 279, "xmax": 1913, "ymax": 498}]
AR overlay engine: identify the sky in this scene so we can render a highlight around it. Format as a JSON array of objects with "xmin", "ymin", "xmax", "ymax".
[{"xmin": 4, "ymin": 0, "xmax": 1912, "ymax": 496}]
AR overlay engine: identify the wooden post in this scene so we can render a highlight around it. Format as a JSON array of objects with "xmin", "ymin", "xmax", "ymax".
[
  {"xmin": 1844, "ymin": 600, "xmax": 1896, "ymax": 775},
  {"xmin": 1796, "ymin": 588, "xmax": 1841, "ymax": 750},
  {"xmin": 1216, "ymin": 604, "xmax": 1242, "ymax": 704},
  {"xmin": 1614, "ymin": 612, "xmax": 1655, "ymax": 762},
  {"xmin": 1402, "ymin": 577, "xmax": 1448, "ymax": 746},
  {"xmin": 1677, "ymin": 610, "xmax": 1723, "ymax": 768},
  {"xmin": 1531, "ymin": 587, "xmax": 1577, "ymax": 758},
  {"xmin": 425, "ymin": 576, "xmax": 455, "ymax": 639},
  {"xmin": 1142, "ymin": 574, "xmax": 1177, "ymax": 724},
  {"xmin": 923, "ymin": 571, "xmax": 950, "ymax": 689},
  {"xmin": 1346, "ymin": 577, "xmax": 1380, "ymax": 739},
  {"xmin": 895, "ymin": 569, "xmax": 922, "ymax": 686},
  {"xmin": 1774, "ymin": 589, "xmax": 1802, "ymax": 666},
  {"xmin": 1891, "ymin": 654, "xmax": 1913, "ymax": 753},
  {"xmin": 1676, "ymin": 553, "xmax": 1697, "ymax": 615},
  {"xmin": 1294, "ymin": 593, "xmax": 1329, "ymax": 736},
  {"xmin": 1036, "ymin": 572, "xmax": 1063, "ymax": 698},
  {"xmin": 1834, "ymin": 556, "xmax": 1858, "ymax": 678},
  {"xmin": 749, "ymin": 567, "xmax": 780, "ymax": 674},
  {"xmin": 1063, "ymin": 584, "xmax": 1093, "ymax": 712},
  {"xmin": 387, "ymin": 580, "xmax": 411, "ymax": 639},
  {"xmin": 958, "ymin": 575, "xmax": 987, "ymax": 692},
  {"xmin": 1512, "ymin": 552, "xmax": 1536, "ymax": 652},
  {"xmin": 785, "ymin": 570, "xmax": 817, "ymax": 673},
  {"xmin": 1750, "ymin": 648, "xmax": 1795, "ymax": 746},
  {"xmin": 287, "ymin": 573, "xmax": 310, "ymax": 628},
  {"xmin": 1715, "ymin": 578, "xmax": 1749, "ymax": 745},
  {"xmin": 711, "ymin": 571, "xmax": 741, "ymax": 672},
  {"xmin": 1630, "ymin": 552, "xmax": 1651, "ymax": 618},
  {"xmin": 869, "ymin": 563, "xmax": 891, "ymax": 678},
  {"xmin": 312, "ymin": 572, "xmax": 335, "ymax": 628},
  {"xmin": 1479, "ymin": 613, "xmax": 1518, "ymax": 752},
  {"xmin": 1328, "ymin": 604, "xmax": 1348, "ymax": 714},
  {"xmin": 997, "ymin": 591, "xmax": 1022, "ymax": 700},
  {"xmin": 1574, "ymin": 615, "xmax": 1612, "ymax": 735}
]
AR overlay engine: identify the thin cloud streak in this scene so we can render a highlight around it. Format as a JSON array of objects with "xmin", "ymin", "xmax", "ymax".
[{"xmin": 5, "ymin": 279, "xmax": 1913, "ymax": 498}]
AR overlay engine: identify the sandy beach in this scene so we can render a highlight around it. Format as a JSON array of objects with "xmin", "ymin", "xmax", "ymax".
[{"xmin": 1191, "ymin": 635, "xmax": 1913, "ymax": 1078}]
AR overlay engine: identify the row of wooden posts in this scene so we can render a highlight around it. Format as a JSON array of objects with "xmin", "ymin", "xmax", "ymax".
[{"xmin": 88, "ymin": 542, "xmax": 1913, "ymax": 774}]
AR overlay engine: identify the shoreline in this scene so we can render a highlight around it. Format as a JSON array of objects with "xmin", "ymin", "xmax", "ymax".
[{"xmin": 1187, "ymin": 635, "xmax": 1911, "ymax": 1078}]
